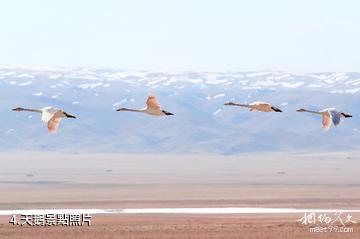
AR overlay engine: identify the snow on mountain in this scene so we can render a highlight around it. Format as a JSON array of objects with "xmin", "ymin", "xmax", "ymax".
[{"xmin": 0, "ymin": 65, "xmax": 359, "ymax": 154}]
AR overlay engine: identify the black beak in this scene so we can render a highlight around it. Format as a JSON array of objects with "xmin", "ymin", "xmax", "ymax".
[
  {"xmin": 272, "ymin": 107, "xmax": 282, "ymax": 112},
  {"xmin": 342, "ymin": 113, "xmax": 352, "ymax": 118},
  {"xmin": 162, "ymin": 110, "xmax": 174, "ymax": 115},
  {"xmin": 64, "ymin": 112, "xmax": 76, "ymax": 118}
]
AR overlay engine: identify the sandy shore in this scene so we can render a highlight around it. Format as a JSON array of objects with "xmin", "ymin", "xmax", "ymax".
[
  {"xmin": 0, "ymin": 152, "xmax": 359, "ymax": 238},
  {"xmin": 1, "ymin": 214, "xmax": 359, "ymax": 239}
]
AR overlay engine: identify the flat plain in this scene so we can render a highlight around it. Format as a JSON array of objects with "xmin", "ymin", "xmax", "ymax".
[{"xmin": 0, "ymin": 152, "xmax": 359, "ymax": 238}]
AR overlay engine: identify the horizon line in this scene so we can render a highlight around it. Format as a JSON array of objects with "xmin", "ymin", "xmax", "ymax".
[{"xmin": 1, "ymin": 64, "xmax": 360, "ymax": 74}]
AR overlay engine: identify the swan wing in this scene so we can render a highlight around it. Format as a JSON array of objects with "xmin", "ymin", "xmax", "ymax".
[
  {"xmin": 250, "ymin": 101, "xmax": 267, "ymax": 107},
  {"xmin": 47, "ymin": 117, "xmax": 61, "ymax": 133},
  {"xmin": 329, "ymin": 109, "xmax": 341, "ymax": 126},
  {"xmin": 250, "ymin": 102, "xmax": 272, "ymax": 112},
  {"xmin": 146, "ymin": 96, "xmax": 161, "ymax": 110},
  {"xmin": 322, "ymin": 112, "xmax": 332, "ymax": 131},
  {"xmin": 41, "ymin": 107, "xmax": 59, "ymax": 122}
]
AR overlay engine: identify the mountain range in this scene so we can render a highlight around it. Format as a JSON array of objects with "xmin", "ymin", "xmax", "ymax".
[{"xmin": 0, "ymin": 65, "xmax": 359, "ymax": 154}]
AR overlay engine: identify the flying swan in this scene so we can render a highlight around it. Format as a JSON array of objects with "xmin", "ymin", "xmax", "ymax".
[
  {"xmin": 12, "ymin": 106, "xmax": 76, "ymax": 133},
  {"xmin": 116, "ymin": 95, "xmax": 174, "ymax": 116},
  {"xmin": 296, "ymin": 108, "xmax": 352, "ymax": 130},
  {"xmin": 224, "ymin": 101, "xmax": 282, "ymax": 112}
]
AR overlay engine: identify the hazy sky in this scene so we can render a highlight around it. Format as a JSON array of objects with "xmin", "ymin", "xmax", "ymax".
[{"xmin": 1, "ymin": 0, "xmax": 359, "ymax": 71}]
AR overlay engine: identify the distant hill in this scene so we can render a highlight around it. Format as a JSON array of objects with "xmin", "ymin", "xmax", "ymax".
[{"xmin": 0, "ymin": 65, "xmax": 359, "ymax": 154}]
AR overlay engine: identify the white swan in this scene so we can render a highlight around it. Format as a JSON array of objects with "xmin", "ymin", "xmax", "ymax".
[
  {"xmin": 296, "ymin": 108, "xmax": 352, "ymax": 130},
  {"xmin": 116, "ymin": 95, "xmax": 174, "ymax": 116},
  {"xmin": 224, "ymin": 101, "xmax": 282, "ymax": 112},
  {"xmin": 12, "ymin": 106, "xmax": 76, "ymax": 133}
]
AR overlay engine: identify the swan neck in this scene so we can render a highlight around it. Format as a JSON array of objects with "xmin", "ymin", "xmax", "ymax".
[
  {"xmin": 120, "ymin": 108, "xmax": 144, "ymax": 113},
  {"xmin": 228, "ymin": 103, "xmax": 250, "ymax": 107},
  {"xmin": 304, "ymin": 109, "xmax": 322, "ymax": 114},
  {"xmin": 22, "ymin": 108, "xmax": 42, "ymax": 113}
]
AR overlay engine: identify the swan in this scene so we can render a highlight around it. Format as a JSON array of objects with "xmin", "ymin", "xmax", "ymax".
[
  {"xmin": 12, "ymin": 106, "xmax": 76, "ymax": 133},
  {"xmin": 224, "ymin": 101, "xmax": 282, "ymax": 112},
  {"xmin": 296, "ymin": 108, "xmax": 352, "ymax": 130},
  {"xmin": 116, "ymin": 95, "xmax": 174, "ymax": 116}
]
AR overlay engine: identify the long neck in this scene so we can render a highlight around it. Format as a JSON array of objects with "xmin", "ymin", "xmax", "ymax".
[
  {"xmin": 236, "ymin": 103, "xmax": 250, "ymax": 108},
  {"xmin": 21, "ymin": 108, "xmax": 42, "ymax": 113},
  {"xmin": 226, "ymin": 103, "xmax": 250, "ymax": 108},
  {"xmin": 303, "ymin": 109, "xmax": 322, "ymax": 115},
  {"xmin": 118, "ymin": 108, "xmax": 145, "ymax": 113}
]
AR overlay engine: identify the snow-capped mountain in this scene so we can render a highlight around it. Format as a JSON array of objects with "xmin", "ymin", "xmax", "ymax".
[{"xmin": 0, "ymin": 65, "xmax": 359, "ymax": 154}]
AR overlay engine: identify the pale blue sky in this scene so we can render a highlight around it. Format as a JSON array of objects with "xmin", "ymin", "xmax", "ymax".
[{"xmin": 1, "ymin": 0, "xmax": 359, "ymax": 71}]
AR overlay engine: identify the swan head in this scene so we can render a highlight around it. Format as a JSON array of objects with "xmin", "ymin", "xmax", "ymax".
[
  {"xmin": 341, "ymin": 113, "xmax": 352, "ymax": 118},
  {"xmin": 12, "ymin": 107, "xmax": 24, "ymax": 112},
  {"xmin": 162, "ymin": 110, "xmax": 174, "ymax": 115},
  {"xmin": 63, "ymin": 112, "xmax": 76, "ymax": 118},
  {"xmin": 271, "ymin": 107, "xmax": 282, "ymax": 112},
  {"xmin": 296, "ymin": 108, "xmax": 306, "ymax": 112}
]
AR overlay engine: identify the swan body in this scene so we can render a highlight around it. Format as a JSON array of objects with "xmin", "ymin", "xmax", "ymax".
[
  {"xmin": 224, "ymin": 101, "xmax": 282, "ymax": 112},
  {"xmin": 12, "ymin": 106, "xmax": 76, "ymax": 133},
  {"xmin": 116, "ymin": 96, "xmax": 174, "ymax": 116},
  {"xmin": 296, "ymin": 108, "xmax": 352, "ymax": 130}
]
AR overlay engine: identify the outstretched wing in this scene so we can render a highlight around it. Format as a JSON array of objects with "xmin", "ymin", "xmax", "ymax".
[
  {"xmin": 146, "ymin": 96, "xmax": 161, "ymax": 110},
  {"xmin": 249, "ymin": 102, "xmax": 273, "ymax": 112},
  {"xmin": 329, "ymin": 109, "xmax": 341, "ymax": 126},
  {"xmin": 322, "ymin": 112, "xmax": 332, "ymax": 131},
  {"xmin": 41, "ymin": 107, "xmax": 59, "ymax": 122},
  {"xmin": 47, "ymin": 117, "xmax": 61, "ymax": 133}
]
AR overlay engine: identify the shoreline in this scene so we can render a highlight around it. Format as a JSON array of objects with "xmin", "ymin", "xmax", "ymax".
[{"xmin": 1, "ymin": 207, "xmax": 360, "ymax": 216}]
